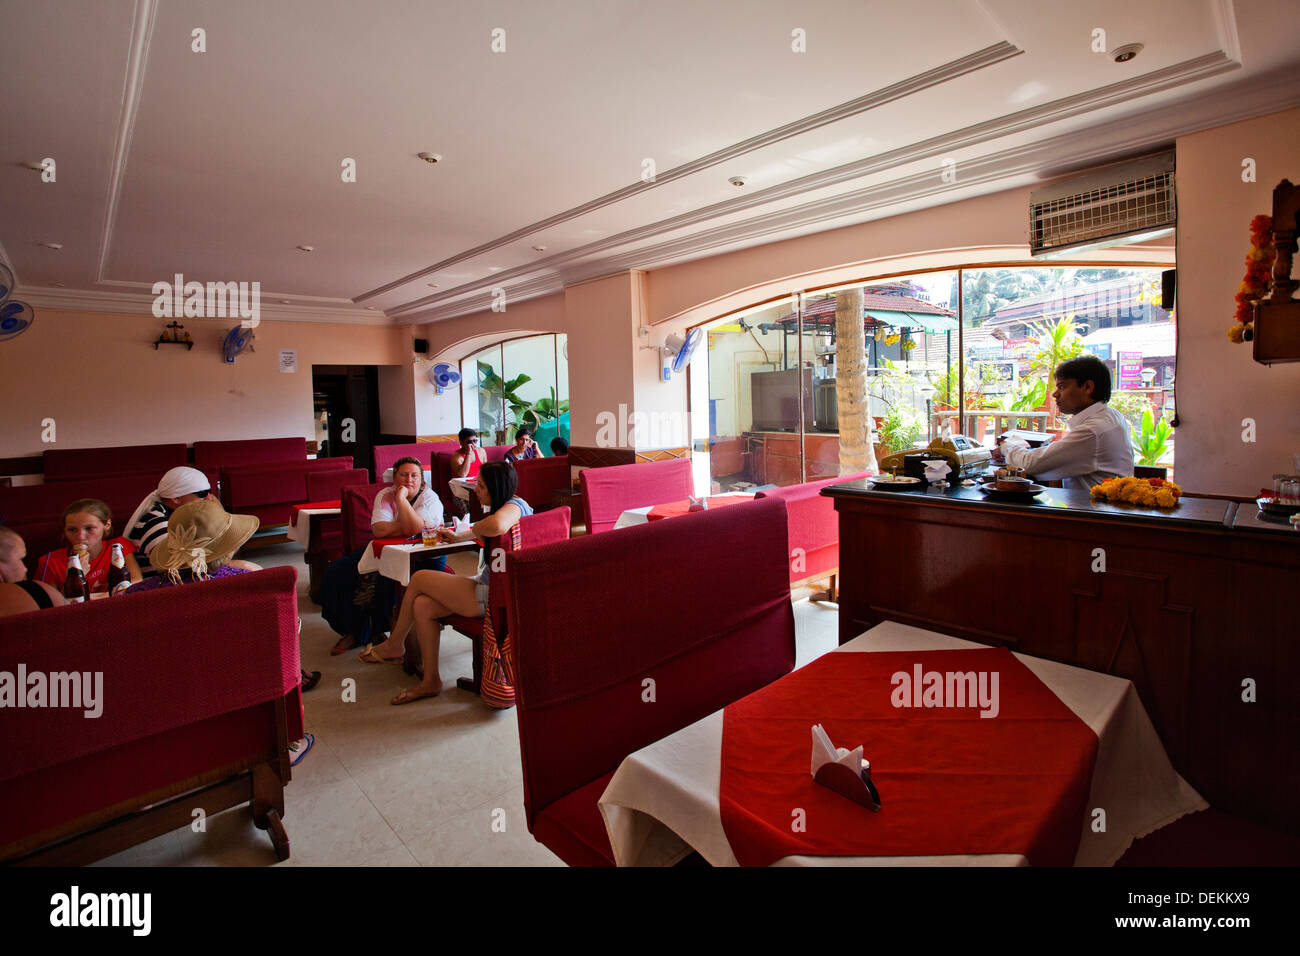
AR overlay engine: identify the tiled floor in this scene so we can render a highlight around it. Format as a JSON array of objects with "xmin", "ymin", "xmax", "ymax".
[{"xmin": 94, "ymin": 540, "xmax": 840, "ymax": 867}]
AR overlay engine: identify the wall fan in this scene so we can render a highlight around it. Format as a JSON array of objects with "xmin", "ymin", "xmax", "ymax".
[
  {"xmin": 0, "ymin": 263, "xmax": 35, "ymax": 343},
  {"xmin": 222, "ymin": 325, "xmax": 256, "ymax": 363},
  {"xmin": 660, "ymin": 327, "xmax": 702, "ymax": 381},
  {"xmin": 428, "ymin": 362, "xmax": 462, "ymax": 394}
]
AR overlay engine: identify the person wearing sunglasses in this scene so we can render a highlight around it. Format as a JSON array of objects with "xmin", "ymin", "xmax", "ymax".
[
  {"xmin": 450, "ymin": 427, "xmax": 486, "ymax": 479},
  {"xmin": 123, "ymin": 466, "xmax": 213, "ymax": 558}
]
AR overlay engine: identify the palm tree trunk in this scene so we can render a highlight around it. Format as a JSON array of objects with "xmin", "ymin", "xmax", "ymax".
[{"xmin": 835, "ymin": 288, "xmax": 877, "ymax": 474}]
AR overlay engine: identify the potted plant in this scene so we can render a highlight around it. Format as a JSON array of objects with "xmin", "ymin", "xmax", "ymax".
[
  {"xmin": 1026, "ymin": 316, "xmax": 1088, "ymax": 431},
  {"xmin": 878, "ymin": 405, "xmax": 924, "ymax": 458},
  {"xmin": 1130, "ymin": 407, "xmax": 1173, "ymax": 475}
]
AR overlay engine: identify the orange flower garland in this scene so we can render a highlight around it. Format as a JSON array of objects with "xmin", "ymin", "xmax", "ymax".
[
  {"xmin": 1228, "ymin": 214, "xmax": 1274, "ymax": 343},
  {"xmin": 1090, "ymin": 475, "xmax": 1182, "ymax": 509}
]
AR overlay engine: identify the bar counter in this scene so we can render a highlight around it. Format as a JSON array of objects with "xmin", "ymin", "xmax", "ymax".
[{"xmin": 822, "ymin": 478, "xmax": 1299, "ymax": 836}]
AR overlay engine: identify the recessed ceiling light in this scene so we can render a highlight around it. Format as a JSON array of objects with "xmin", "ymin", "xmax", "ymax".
[
  {"xmin": 20, "ymin": 161, "xmax": 46, "ymax": 172},
  {"xmin": 366, "ymin": 306, "xmax": 377, "ymax": 310},
  {"xmin": 51, "ymin": 281, "xmax": 66, "ymax": 287},
  {"xmin": 297, "ymin": 244, "xmax": 314, "ymax": 252},
  {"xmin": 487, "ymin": 266, "xmax": 502, "ymax": 272},
  {"xmin": 728, "ymin": 176, "xmax": 747, "ymax": 187},
  {"xmin": 1111, "ymin": 42, "xmax": 1143, "ymax": 63},
  {"xmin": 417, "ymin": 152, "xmax": 443, "ymax": 164},
  {"xmin": 427, "ymin": 283, "xmax": 439, "ymax": 289},
  {"xmin": 37, "ymin": 241, "xmax": 63, "ymax": 250},
  {"xmin": 532, "ymin": 245, "xmax": 547, "ymax": 252},
  {"xmin": 280, "ymin": 299, "xmax": 291, "ymax": 305}
]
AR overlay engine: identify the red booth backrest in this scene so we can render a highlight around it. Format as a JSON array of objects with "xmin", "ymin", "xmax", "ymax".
[
  {"xmin": 307, "ymin": 467, "xmax": 370, "ymax": 502},
  {"xmin": 42, "ymin": 444, "xmax": 188, "ymax": 482},
  {"xmin": 193, "ymin": 437, "xmax": 306, "ymax": 474},
  {"xmin": 341, "ymin": 482, "xmax": 389, "ymax": 553},
  {"xmin": 0, "ymin": 566, "xmax": 302, "ymax": 852},
  {"xmin": 372, "ymin": 442, "xmax": 460, "ymax": 481},
  {"xmin": 579, "ymin": 458, "xmax": 693, "ymax": 535},
  {"xmin": 756, "ymin": 472, "xmax": 873, "ymax": 583},
  {"xmin": 0, "ymin": 473, "xmax": 161, "ymax": 572},
  {"xmin": 513, "ymin": 456, "xmax": 569, "ymax": 511},
  {"xmin": 508, "ymin": 495, "xmax": 795, "ymax": 827}
]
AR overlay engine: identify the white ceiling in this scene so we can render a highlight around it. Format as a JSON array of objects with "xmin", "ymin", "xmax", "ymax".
[{"xmin": 3, "ymin": 0, "xmax": 1299, "ymax": 325}]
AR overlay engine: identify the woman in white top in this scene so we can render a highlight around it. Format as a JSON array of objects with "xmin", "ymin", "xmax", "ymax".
[{"xmin": 371, "ymin": 456, "xmax": 444, "ymax": 535}]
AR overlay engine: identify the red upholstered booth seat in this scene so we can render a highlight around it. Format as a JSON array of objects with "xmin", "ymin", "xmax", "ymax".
[
  {"xmin": 372, "ymin": 442, "xmax": 459, "ymax": 482},
  {"xmin": 509, "ymin": 496, "xmax": 796, "ymax": 865},
  {"xmin": 512, "ymin": 455, "xmax": 569, "ymax": 511},
  {"xmin": 220, "ymin": 457, "xmax": 354, "ymax": 525},
  {"xmin": 341, "ymin": 481, "xmax": 390, "ymax": 553},
  {"xmin": 42, "ymin": 443, "xmax": 188, "ymax": 482},
  {"xmin": 304, "ymin": 467, "xmax": 368, "ymax": 555},
  {"xmin": 193, "ymin": 437, "xmax": 307, "ymax": 472},
  {"xmin": 441, "ymin": 507, "xmax": 572, "ymax": 695},
  {"xmin": 756, "ymin": 472, "xmax": 873, "ymax": 594},
  {"xmin": 579, "ymin": 457, "xmax": 694, "ymax": 535},
  {"xmin": 430, "ymin": 445, "xmax": 513, "ymax": 513},
  {"xmin": 0, "ymin": 473, "xmax": 160, "ymax": 575},
  {"xmin": 0, "ymin": 566, "xmax": 304, "ymax": 864}
]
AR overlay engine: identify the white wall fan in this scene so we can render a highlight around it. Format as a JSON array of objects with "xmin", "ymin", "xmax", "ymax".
[
  {"xmin": 428, "ymin": 362, "xmax": 462, "ymax": 394},
  {"xmin": 661, "ymin": 328, "xmax": 702, "ymax": 381}
]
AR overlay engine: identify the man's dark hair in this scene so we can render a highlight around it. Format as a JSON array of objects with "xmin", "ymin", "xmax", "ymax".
[
  {"xmin": 1055, "ymin": 354, "xmax": 1111, "ymax": 403},
  {"xmin": 477, "ymin": 461, "xmax": 518, "ymax": 513},
  {"xmin": 550, "ymin": 436, "xmax": 569, "ymax": 455},
  {"xmin": 457, "ymin": 427, "xmax": 476, "ymax": 443}
]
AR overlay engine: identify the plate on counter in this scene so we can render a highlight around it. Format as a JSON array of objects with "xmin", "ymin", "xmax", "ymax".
[
  {"xmin": 978, "ymin": 480, "xmax": 1047, "ymax": 500},
  {"xmin": 1257, "ymin": 496, "xmax": 1300, "ymax": 518},
  {"xmin": 871, "ymin": 475, "xmax": 922, "ymax": 490}
]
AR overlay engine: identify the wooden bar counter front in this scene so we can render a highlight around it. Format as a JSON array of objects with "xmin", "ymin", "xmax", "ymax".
[{"xmin": 822, "ymin": 479, "xmax": 1300, "ymax": 837}]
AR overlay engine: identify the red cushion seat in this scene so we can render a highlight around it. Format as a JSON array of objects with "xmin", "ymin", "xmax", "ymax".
[{"xmin": 532, "ymin": 771, "xmax": 617, "ymax": 867}]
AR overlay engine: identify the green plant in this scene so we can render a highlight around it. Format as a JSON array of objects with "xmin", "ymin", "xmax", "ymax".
[
  {"xmin": 525, "ymin": 386, "xmax": 569, "ymax": 430},
  {"xmin": 1130, "ymin": 407, "xmax": 1173, "ymax": 466},
  {"xmin": 1026, "ymin": 315, "xmax": 1088, "ymax": 378},
  {"xmin": 933, "ymin": 360, "xmax": 1002, "ymax": 408},
  {"xmin": 477, "ymin": 362, "xmax": 532, "ymax": 439},
  {"xmin": 1108, "ymin": 390, "xmax": 1156, "ymax": 431},
  {"xmin": 879, "ymin": 405, "xmax": 924, "ymax": 453},
  {"xmin": 994, "ymin": 376, "xmax": 1048, "ymax": 424}
]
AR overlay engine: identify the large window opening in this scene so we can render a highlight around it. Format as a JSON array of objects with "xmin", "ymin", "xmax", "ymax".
[
  {"xmin": 703, "ymin": 264, "xmax": 1173, "ymax": 490},
  {"xmin": 460, "ymin": 333, "xmax": 570, "ymax": 452}
]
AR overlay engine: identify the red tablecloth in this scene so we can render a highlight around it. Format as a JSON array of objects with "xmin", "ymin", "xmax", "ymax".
[
  {"xmin": 719, "ymin": 647, "xmax": 1097, "ymax": 866},
  {"xmin": 647, "ymin": 494, "xmax": 755, "ymax": 521},
  {"xmin": 291, "ymin": 499, "xmax": 340, "ymax": 515},
  {"xmin": 369, "ymin": 536, "xmax": 416, "ymax": 558}
]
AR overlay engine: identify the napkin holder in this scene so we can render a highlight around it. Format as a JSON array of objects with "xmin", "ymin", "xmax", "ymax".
[
  {"xmin": 687, "ymin": 496, "xmax": 707, "ymax": 512},
  {"xmin": 814, "ymin": 760, "xmax": 883, "ymax": 812}
]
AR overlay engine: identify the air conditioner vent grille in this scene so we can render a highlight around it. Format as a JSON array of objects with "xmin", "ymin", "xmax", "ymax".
[{"xmin": 1030, "ymin": 157, "xmax": 1176, "ymax": 255}]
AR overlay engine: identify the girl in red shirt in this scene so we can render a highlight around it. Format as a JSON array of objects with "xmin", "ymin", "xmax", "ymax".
[{"xmin": 35, "ymin": 498, "xmax": 142, "ymax": 595}]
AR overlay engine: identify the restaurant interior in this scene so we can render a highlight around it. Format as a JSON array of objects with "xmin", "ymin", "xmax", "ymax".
[{"xmin": 1, "ymin": 0, "xmax": 1299, "ymax": 885}]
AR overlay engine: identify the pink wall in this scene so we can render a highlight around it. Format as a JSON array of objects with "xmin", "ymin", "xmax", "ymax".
[
  {"xmin": 1, "ymin": 309, "xmax": 406, "ymax": 459},
  {"xmin": 563, "ymin": 273, "xmax": 640, "ymax": 447},
  {"xmin": 1175, "ymin": 107, "xmax": 1300, "ymax": 495}
]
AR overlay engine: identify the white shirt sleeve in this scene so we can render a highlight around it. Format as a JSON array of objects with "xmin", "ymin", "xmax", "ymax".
[
  {"xmin": 371, "ymin": 489, "xmax": 395, "ymax": 527},
  {"xmin": 415, "ymin": 489, "xmax": 444, "ymax": 527},
  {"xmin": 1003, "ymin": 428, "xmax": 1100, "ymax": 481}
]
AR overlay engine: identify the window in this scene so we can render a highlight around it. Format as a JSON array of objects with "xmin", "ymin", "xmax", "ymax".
[{"xmin": 460, "ymin": 334, "xmax": 569, "ymax": 450}]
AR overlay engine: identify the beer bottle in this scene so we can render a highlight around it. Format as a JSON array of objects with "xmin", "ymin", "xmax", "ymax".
[
  {"xmin": 107, "ymin": 542, "xmax": 130, "ymax": 595},
  {"xmin": 64, "ymin": 552, "xmax": 89, "ymax": 603}
]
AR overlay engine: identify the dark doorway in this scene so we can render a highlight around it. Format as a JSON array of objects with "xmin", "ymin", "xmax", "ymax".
[{"xmin": 312, "ymin": 365, "xmax": 381, "ymax": 479}]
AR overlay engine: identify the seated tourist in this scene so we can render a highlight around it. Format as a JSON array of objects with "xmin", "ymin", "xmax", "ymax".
[
  {"xmin": 359, "ymin": 461, "xmax": 532, "ymax": 705},
  {"xmin": 320, "ymin": 456, "xmax": 445, "ymax": 655},
  {"xmin": 0, "ymin": 527, "xmax": 65, "ymax": 617},
  {"xmin": 992, "ymin": 355, "xmax": 1134, "ymax": 490},
  {"xmin": 124, "ymin": 466, "xmax": 213, "ymax": 558},
  {"xmin": 504, "ymin": 426, "xmax": 541, "ymax": 463},
  {"xmin": 124, "ymin": 499, "xmax": 320, "ymax": 692},
  {"xmin": 549, "ymin": 436, "xmax": 569, "ymax": 456},
  {"xmin": 450, "ymin": 427, "xmax": 486, "ymax": 478},
  {"xmin": 34, "ymin": 499, "xmax": 142, "ymax": 594}
]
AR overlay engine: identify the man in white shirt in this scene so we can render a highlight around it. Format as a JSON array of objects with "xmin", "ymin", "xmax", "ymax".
[{"xmin": 994, "ymin": 355, "xmax": 1134, "ymax": 490}]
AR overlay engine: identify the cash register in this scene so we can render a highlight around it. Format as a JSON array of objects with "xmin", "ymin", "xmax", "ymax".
[{"xmin": 877, "ymin": 435, "xmax": 993, "ymax": 483}]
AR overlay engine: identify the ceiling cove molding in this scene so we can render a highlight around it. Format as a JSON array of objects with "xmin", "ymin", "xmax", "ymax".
[
  {"xmin": 95, "ymin": 0, "xmax": 158, "ymax": 284},
  {"xmin": 355, "ymin": 41, "xmax": 1023, "ymax": 302},
  {"xmin": 405, "ymin": 71, "xmax": 1300, "ymax": 326},
  {"xmin": 15, "ymin": 285, "xmax": 390, "ymax": 326},
  {"xmin": 1212, "ymin": 0, "xmax": 1243, "ymax": 64},
  {"xmin": 93, "ymin": 277, "xmax": 363, "ymax": 308},
  {"xmin": 387, "ymin": 50, "xmax": 1241, "ymax": 319}
]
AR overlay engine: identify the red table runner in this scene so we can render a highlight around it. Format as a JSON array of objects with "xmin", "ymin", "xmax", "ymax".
[
  {"xmin": 369, "ymin": 535, "xmax": 416, "ymax": 558},
  {"xmin": 720, "ymin": 647, "xmax": 1097, "ymax": 866},
  {"xmin": 647, "ymin": 494, "xmax": 755, "ymax": 521},
  {"xmin": 291, "ymin": 499, "xmax": 340, "ymax": 516}
]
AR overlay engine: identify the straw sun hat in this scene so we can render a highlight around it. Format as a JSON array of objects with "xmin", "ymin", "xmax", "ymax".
[{"xmin": 150, "ymin": 498, "xmax": 259, "ymax": 582}]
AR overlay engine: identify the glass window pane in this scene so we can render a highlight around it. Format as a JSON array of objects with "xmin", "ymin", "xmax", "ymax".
[{"xmin": 502, "ymin": 335, "xmax": 559, "ymax": 451}]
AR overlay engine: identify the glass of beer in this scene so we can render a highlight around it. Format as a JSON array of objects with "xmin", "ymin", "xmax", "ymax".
[{"xmin": 421, "ymin": 525, "xmax": 438, "ymax": 547}]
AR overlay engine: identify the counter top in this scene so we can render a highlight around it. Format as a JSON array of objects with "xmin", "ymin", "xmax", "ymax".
[
  {"xmin": 1232, "ymin": 502, "xmax": 1300, "ymax": 537},
  {"xmin": 822, "ymin": 478, "xmax": 1239, "ymax": 531}
]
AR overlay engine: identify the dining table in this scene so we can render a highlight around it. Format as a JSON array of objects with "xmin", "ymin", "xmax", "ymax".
[
  {"xmin": 285, "ymin": 500, "xmax": 341, "ymax": 545},
  {"xmin": 614, "ymin": 491, "xmax": 756, "ymax": 530},
  {"xmin": 597, "ymin": 620, "xmax": 1206, "ymax": 867},
  {"xmin": 356, "ymin": 535, "xmax": 478, "ymax": 586}
]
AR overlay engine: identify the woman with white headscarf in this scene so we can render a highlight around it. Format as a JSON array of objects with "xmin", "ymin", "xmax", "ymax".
[{"xmin": 124, "ymin": 466, "xmax": 213, "ymax": 557}]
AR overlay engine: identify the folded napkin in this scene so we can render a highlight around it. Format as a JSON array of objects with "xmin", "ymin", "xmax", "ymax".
[
  {"xmin": 811, "ymin": 723, "xmax": 864, "ymax": 777},
  {"xmin": 923, "ymin": 461, "xmax": 952, "ymax": 484}
]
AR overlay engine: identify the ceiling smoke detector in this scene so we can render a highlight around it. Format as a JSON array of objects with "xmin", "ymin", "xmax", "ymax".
[
  {"xmin": 1111, "ymin": 42, "xmax": 1143, "ymax": 63},
  {"xmin": 532, "ymin": 245, "xmax": 546, "ymax": 252},
  {"xmin": 297, "ymin": 244, "xmax": 314, "ymax": 252},
  {"xmin": 417, "ymin": 152, "xmax": 443, "ymax": 164},
  {"xmin": 728, "ymin": 176, "xmax": 747, "ymax": 187}
]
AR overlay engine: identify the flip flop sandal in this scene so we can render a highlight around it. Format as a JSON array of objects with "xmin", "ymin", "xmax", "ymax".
[
  {"xmin": 289, "ymin": 733, "xmax": 315, "ymax": 766},
  {"xmin": 391, "ymin": 687, "xmax": 440, "ymax": 706},
  {"xmin": 301, "ymin": 670, "xmax": 322, "ymax": 692},
  {"xmin": 330, "ymin": 635, "xmax": 357, "ymax": 656},
  {"xmin": 357, "ymin": 644, "xmax": 403, "ymax": 664}
]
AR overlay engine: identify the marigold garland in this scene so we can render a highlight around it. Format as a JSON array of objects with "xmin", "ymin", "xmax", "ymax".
[
  {"xmin": 1090, "ymin": 475, "xmax": 1182, "ymax": 509},
  {"xmin": 1229, "ymin": 214, "xmax": 1275, "ymax": 343}
]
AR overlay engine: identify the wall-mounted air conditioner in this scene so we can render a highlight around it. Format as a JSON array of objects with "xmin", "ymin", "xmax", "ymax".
[{"xmin": 1030, "ymin": 151, "xmax": 1176, "ymax": 256}]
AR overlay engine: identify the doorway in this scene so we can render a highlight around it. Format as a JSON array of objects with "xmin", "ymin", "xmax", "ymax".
[{"xmin": 312, "ymin": 365, "xmax": 381, "ymax": 478}]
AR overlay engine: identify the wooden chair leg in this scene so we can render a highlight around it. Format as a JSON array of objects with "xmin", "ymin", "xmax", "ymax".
[
  {"xmin": 457, "ymin": 632, "xmax": 482, "ymax": 693},
  {"xmin": 251, "ymin": 760, "xmax": 290, "ymax": 859},
  {"xmin": 828, "ymin": 573, "xmax": 838, "ymax": 603}
]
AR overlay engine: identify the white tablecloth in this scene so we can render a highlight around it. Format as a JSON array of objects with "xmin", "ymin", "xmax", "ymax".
[
  {"xmin": 450, "ymin": 477, "xmax": 476, "ymax": 503},
  {"xmin": 614, "ymin": 492, "xmax": 754, "ymax": 530},
  {"xmin": 598, "ymin": 621, "xmax": 1206, "ymax": 867},
  {"xmin": 286, "ymin": 507, "xmax": 340, "ymax": 545},
  {"xmin": 355, "ymin": 540, "xmax": 476, "ymax": 585}
]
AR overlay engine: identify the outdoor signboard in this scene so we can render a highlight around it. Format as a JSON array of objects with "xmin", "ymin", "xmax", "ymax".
[
  {"xmin": 1089, "ymin": 343, "xmax": 1112, "ymax": 360},
  {"xmin": 1117, "ymin": 351, "xmax": 1144, "ymax": 389}
]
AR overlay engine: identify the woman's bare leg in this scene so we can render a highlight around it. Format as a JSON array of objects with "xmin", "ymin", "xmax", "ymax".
[
  {"xmin": 405, "ymin": 595, "xmax": 444, "ymax": 696},
  {"xmin": 366, "ymin": 569, "xmax": 479, "ymax": 659}
]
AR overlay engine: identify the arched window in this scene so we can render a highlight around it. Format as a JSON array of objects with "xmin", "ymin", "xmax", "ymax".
[{"xmin": 460, "ymin": 333, "xmax": 569, "ymax": 450}]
